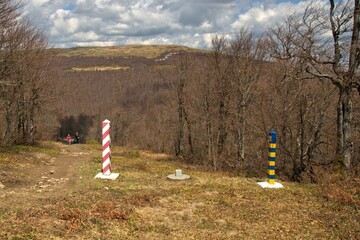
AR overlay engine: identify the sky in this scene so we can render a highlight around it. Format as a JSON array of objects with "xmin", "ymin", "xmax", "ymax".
[{"xmin": 22, "ymin": 0, "xmax": 327, "ymax": 49}]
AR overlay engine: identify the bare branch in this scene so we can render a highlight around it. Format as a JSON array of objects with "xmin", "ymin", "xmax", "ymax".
[{"xmin": 348, "ymin": 0, "xmax": 360, "ymax": 77}]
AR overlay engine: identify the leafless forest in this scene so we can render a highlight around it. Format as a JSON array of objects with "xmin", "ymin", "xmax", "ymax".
[{"xmin": 1, "ymin": 0, "xmax": 359, "ymax": 181}]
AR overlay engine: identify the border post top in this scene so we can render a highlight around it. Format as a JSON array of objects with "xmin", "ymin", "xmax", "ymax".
[{"xmin": 269, "ymin": 130, "xmax": 276, "ymax": 143}]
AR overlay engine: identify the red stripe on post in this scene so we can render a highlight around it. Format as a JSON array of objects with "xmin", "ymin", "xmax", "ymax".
[
  {"xmin": 102, "ymin": 141, "xmax": 110, "ymax": 151},
  {"xmin": 102, "ymin": 129, "xmax": 110, "ymax": 138},
  {"xmin": 102, "ymin": 119, "xmax": 112, "ymax": 175},
  {"xmin": 102, "ymin": 164, "xmax": 110, "ymax": 174}
]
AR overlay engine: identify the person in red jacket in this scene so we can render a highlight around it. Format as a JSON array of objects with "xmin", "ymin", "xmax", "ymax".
[{"xmin": 66, "ymin": 133, "xmax": 72, "ymax": 145}]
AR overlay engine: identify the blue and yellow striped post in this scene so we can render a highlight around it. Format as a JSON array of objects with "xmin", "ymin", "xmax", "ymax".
[{"xmin": 268, "ymin": 130, "xmax": 276, "ymax": 184}]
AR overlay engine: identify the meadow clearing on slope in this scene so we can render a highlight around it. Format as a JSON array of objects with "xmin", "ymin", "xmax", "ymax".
[{"xmin": 0, "ymin": 142, "xmax": 358, "ymax": 239}]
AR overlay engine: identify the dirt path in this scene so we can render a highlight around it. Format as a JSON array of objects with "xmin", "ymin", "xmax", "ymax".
[
  {"xmin": 1, "ymin": 142, "xmax": 94, "ymax": 198},
  {"xmin": 33, "ymin": 143, "xmax": 93, "ymax": 194}
]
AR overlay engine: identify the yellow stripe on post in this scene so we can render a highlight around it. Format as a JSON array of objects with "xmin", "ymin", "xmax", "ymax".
[
  {"xmin": 268, "ymin": 130, "xmax": 277, "ymax": 185},
  {"xmin": 268, "ymin": 161, "xmax": 275, "ymax": 166}
]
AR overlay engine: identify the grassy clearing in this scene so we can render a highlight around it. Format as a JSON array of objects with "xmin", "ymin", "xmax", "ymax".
[
  {"xmin": 149, "ymin": 65, "xmax": 176, "ymax": 72},
  {"xmin": 0, "ymin": 141, "xmax": 59, "ymax": 156},
  {"xmin": 69, "ymin": 65, "xmax": 130, "ymax": 72},
  {"xmin": 0, "ymin": 143, "xmax": 359, "ymax": 239},
  {"xmin": 54, "ymin": 45, "xmax": 207, "ymax": 58},
  {"xmin": 0, "ymin": 142, "xmax": 60, "ymax": 186}
]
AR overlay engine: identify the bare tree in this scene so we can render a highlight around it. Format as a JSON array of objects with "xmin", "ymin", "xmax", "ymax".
[
  {"xmin": 156, "ymin": 51, "xmax": 195, "ymax": 156},
  {"xmin": 173, "ymin": 52, "xmax": 194, "ymax": 156},
  {"xmin": 0, "ymin": 0, "xmax": 49, "ymax": 145},
  {"xmin": 228, "ymin": 27, "xmax": 266, "ymax": 166},
  {"xmin": 209, "ymin": 35, "xmax": 232, "ymax": 170},
  {"xmin": 268, "ymin": 0, "xmax": 359, "ymax": 170}
]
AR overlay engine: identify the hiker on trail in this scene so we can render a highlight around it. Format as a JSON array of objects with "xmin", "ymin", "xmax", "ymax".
[
  {"xmin": 66, "ymin": 134, "xmax": 72, "ymax": 145},
  {"xmin": 74, "ymin": 132, "xmax": 80, "ymax": 144}
]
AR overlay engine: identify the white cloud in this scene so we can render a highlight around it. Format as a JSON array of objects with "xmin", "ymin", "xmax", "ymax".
[
  {"xmin": 23, "ymin": 0, "xmax": 331, "ymax": 49},
  {"xmin": 203, "ymin": 33, "xmax": 214, "ymax": 48},
  {"xmin": 76, "ymin": 41, "xmax": 115, "ymax": 47},
  {"xmin": 73, "ymin": 31, "xmax": 99, "ymax": 41},
  {"xmin": 32, "ymin": 0, "xmax": 49, "ymax": 6},
  {"xmin": 231, "ymin": 0, "xmax": 327, "ymax": 34},
  {"xmin": 50, "ymin": 9, "xmax": 79, "ymax": 34}
]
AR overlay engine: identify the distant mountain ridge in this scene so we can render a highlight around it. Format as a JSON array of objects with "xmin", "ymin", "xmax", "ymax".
[{"xmin": 49, "ymin": 44, "xmax": 207, "ymax": 59}]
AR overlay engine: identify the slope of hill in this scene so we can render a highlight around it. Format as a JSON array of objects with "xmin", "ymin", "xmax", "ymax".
[
  {"xmin": 50, "ymin": 44, "xmax": 207, "ymax": 58},
  {"xmin": 0, "ymin": 143, "xmax": 358, "ymax": 239},
  {"xmin": 45, "ymin": 45, "xmax": 208, "ymax": 149},
  {"xmin": 42, "ymin": 44, "xmax": 359, "ymax": 184}
]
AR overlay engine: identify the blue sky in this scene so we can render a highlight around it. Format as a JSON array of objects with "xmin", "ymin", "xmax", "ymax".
[
  {"xmin": 23, "ymin": 0, "xmax": 326, "ymax": 49},
  {"xmin": 63, "ymin": 4, "xmax": 76, "ymax": 11}
]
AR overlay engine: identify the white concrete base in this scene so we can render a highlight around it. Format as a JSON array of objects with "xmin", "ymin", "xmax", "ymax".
[
  {"xmin": 94, "ymin": 172, "xmax": 119, "ymax": 180},
  {"xmin": 257, "ymin": 181, "xmax": 283, "ymax": 188},
  {"xmin": 167, "ymin": 174, "xmax": 191, "ymax": 180},
  {"xmin": 167, "ymin": 169, "xmax": 190, "ymax": 180}
]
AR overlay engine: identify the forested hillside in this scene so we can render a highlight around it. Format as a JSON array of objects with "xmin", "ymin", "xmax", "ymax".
[
  {"xmin": 40, "ymin": 41, "xmax": 359, "ymax": 182},
  {"xmin": 45, "ymin": 45, "xmax": 207, "ymax": 148}
]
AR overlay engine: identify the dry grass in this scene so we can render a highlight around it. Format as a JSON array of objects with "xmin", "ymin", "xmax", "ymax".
[
  {"xmin": 0, "ymin": 142, "xmax": 59, "ymax": 187},
  {"xmin": 69, "ymin": 65, "xmax": 130, "ymax": 72},
  {"xmin": 149, "ymin": 65, "xmax": 176, "ymax": 72},
  {"xmin": 54, "ymin": 45, "xmax": 207, "ymax": 58},
  {"xmin": 0, "ymin": 143, "xmax": 359, "ymax": 239}
]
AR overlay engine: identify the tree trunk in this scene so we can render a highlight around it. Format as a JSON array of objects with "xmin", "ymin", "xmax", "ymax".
[
  {"xmin": 207, "ymin": 121, "xmax": 215, "ymax": 170},
  {"xmin": 343, "ymin": 86, "xmax": 353, "ymax": 169},
  {"xmin": 337, "ymin": 86, "xmax": 353, "ymax": 169},
  {"xmin": 175, "ymin": 94, "xmax": 185, "ymax": 156},
  {"xmin": 204, "ymin": 88, "xmax": 215, "ymax": 170},
  {"xmin": 336, "ymin": 92, "xmax": 344, "ymax": 156},
  {"xmin": 217, "ymin": 100, "xmax": 227, "ymax": 157},
  {"xmin": 294, "ymin": 100, "xmax": 306, "ymax": 181},
  {"xmin": 184, "ymin": 110, "xmax": 193, "ymax": 155},
  {"xmin": 3, "ymin": 103, "xmax": 15, "ymax": 145},
  {"xmin": 236, "ymin": 102, "xmax": 246, "ymax": 164}
]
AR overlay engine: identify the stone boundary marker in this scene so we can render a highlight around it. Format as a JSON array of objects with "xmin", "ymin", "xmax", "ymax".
[{"xmin": 167, "ymin": 169, "xmax": 190, "ymax": 180}]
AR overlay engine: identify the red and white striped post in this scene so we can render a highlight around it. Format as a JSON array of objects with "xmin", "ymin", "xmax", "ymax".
[
  {"xmin": 95, "ymin": 119, "xmax": 119, "ymax": 180},
  {"xmin": 102, "ymin": 119, "xmax": 111, "ymax": 175}
]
